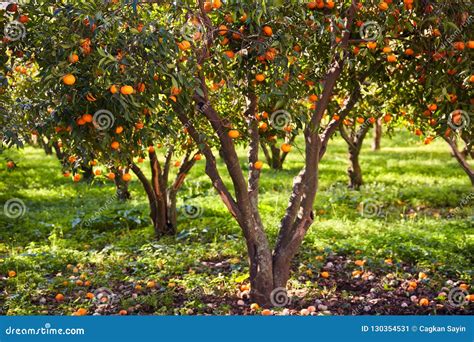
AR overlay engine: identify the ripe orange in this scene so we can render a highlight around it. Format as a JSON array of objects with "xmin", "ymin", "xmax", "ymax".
[
  {"xmin": 194, "ymin": 154, "xmax": 202, "ymax": 161},
  {"xmin": 387, "ymin": 54, "xmax": 397, "ymax": 63},
  {"xmin": 383, "ymin": 114, "xmax": 392, "ymax": 123},
  {"xmin": 178, "ymin": 40, "xmax": 191, "ymax": 51},
  {"xmin": 218, "ymin": 25, "xmax": 228, "ymax": 36},
  {"xmin": 259, "ymin": 122, "xmax": 268, "ymax": 131},
  {"xmin": 320, "ymin": 271, "xmax": 329, "ymax": 278},
  {"xmin": 86, "ymin": 292, "xmax": 95, "ymax": 299},
  {"xmin": 369, "ymin": 117, "xmax": 376, "ymax": 124},
  {"xmin": 468, "ymin": 41, "xmax": 474, "ymax": 49},
  {"xmin": 453, "ymin": 42, "xmax": 465, "ymax": 51},
  {"xmin": 6, "ymin": 161, "xmax": 15, "ymax": 169},
  {"xmin": 110, "ymin": 85, "xmax": 118, "ymax": 94},
  {"xmin": 356, "ymin": 117, "xmax": 365, "ymax": 124},
  {"xmin": 307, "ymin": 2, "xmax": 317, "ymax": 9},
  {"xmin": 115, "ymin": 126, "xmax": 124, "ymax": 134},
  {"xmin": 261, "ymin": 309, "xmax": 273, "ymax": 316},
  {"xmin": 119, "ymin": 309, "xmax": 128, "ymax": 316},
  {"xmin": 73, "ymin": 174, "xmax": 82, "ymax": 182},
  {"xmin": 418, "ymin": 272, "xmax": 428, "ymax": 279},
  {"xmin": 203, "ymin": 1, "xmax": 212, "ymax": 12},
  {"xmin": 415, "ymin": 128, "xmax": 422, "ymax": 136},
  {"xmin": 94, "ymin": 169, "xmax": 102, "ymax": 176},
  {"xmin": 19, "ymin": 14, "xmax": 29, "ymax": 23},
  {"xmin": 309, "ymin": 94, "xmax": 318, "ymax": 102},
  {"xmin": 68, "ymin": 54, "xmax": 79, "ymax": 63},
  {"xmin": 367, "ymin": 42, "xmax": 377, "ymax": 50},
  {"xmin": 111, "ymin": 141, "xmax": 120, "ymax": 150},
  {"xmin": 146, "ymin": 280, "xmax": 156, "ymax": 289},
  {"xmin": 148, "ymin": 146, "xmax": 155, "ymax": 153},
  {"xmin": 107, "ymin": 173, "xmax": 116, "ymax": 180},
  {"xmin": 82, "ymin": 114, "xmax": 93, "ymax": 123},
  {"xmin": 326, "ymin": 0, "xmax": 335, "ymax": 9},
  {"xmin": 63, "ymin": 172, "xmax": 71, "ymax": 177},
  {"xmin": 255, "ymin": 74, "xmax": 266, "ymax": 82},
  {"xmin": 224, "ymin": 50, "xmax": 235, "ymax": 59},
  {"xmin": 62, "ymin": 74, "xmax": 76, "ymax": 86},
  {"xmin": 254, "ymin": 161, "xmax": 264, "ymax": 170},
  {"xmin": 469, "ymin": 75, "xmax": 474, "ymax": 83},
  {"xmin": 428, "ymin": 104, "xmax": 437, "ymax": 111},
  {"xmin": 405, "ymin": 48, "xmax": 414, "ymax": 56},
  {"xmin": 228, "ymin": 130, "xmax": 240, "ymax": 139},
  {"xmin": 281, "ymin": 143, "xmax": 292, "ymax": 153},
  {"xmin": 122, "ymin": 173, "xmax": 132, "ymax": 182},
  {"xmin": 262, "ymin": 26, "xmax": 273, "ymax": 37},
  {"xmin": 8, "ymin": 270, "xmax": 16, "ymax": 277},
  {"xmin": 55, "ymin": 293, "xmax": 65, "ymax": 302},
  {"xmin": 136, "ymin": 82, "xmax": 146, "ymax": 92},
  {"xmin": 378, "ymin": 1, "xmax": 388, "ymax": 11},
  {"xmin": 332, "ymin": 115, "xmax": 340, "ymax": 121},
  {"xmin": 419, "ymin": 298, "xmax": 429, "ymax": 306},
  {"xmin": 382, "ymin": 46, "xmax": 392, "ymax": 53},
  {"xmin": 120, "ymin": 85, "xmax": 134, "ymax": 95}
]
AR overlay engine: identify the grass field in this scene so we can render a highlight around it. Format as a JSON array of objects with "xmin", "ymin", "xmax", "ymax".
[{"xmin": 0, "ymin": 130, "xmax": 472, "ymax": 316}]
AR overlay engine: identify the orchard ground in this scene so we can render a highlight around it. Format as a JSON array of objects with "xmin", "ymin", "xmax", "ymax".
[{"xmin": 0, "ymin": 130, "xmax": 472, "ymax": 316}]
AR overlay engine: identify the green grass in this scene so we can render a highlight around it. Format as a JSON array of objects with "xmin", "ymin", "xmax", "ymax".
[{"xmin": 0, "ymin": 130, "xmax": 472, "ymax": 315}]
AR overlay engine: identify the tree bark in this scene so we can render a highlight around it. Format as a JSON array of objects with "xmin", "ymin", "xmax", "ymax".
[
  {"xmin": 348, "ymin": 146, "xmax": 363, "ymax": 189},
  {"xmin": 113, "ymin": 168, "xmax": 132, "ymax": 201},
  {"xmin": 372, "ymin": 118, "xmax": 382, "ymax": 151}
]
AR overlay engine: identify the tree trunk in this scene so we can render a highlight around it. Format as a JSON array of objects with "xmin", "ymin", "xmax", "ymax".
[
  {"xmin": 372, "ymin": 118, "xmax": 382, "ymax": 151},
  {"xmin": 166, "ymin": 189, "xmax": 178, "ymax": 236},
  {"xmin": 348, "ymin": 147, "xmax": 363, "ymax": 189},
  {"xmin": 113, "ymin": 169, "xmax": 131, "ymax": 201},
  {"xmin": 270, "ymin": 145, "xmax": 283, "ymax": 170}
]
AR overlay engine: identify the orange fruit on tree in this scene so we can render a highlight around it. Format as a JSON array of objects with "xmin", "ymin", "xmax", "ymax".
[
  {"xmin": 94, "ymin": 169, "xmax": 102, "ymax": 176},
  {"xmin": 8, "ymin": 270, "xmax": 16, "ymax": 277},
  {"xmin": 111, "ymin": 141, "xmax": 120, "ymax": 150},
  {"xmin": 367, "ymin": 42, "xmax": 377, "ymax": 50},
  {"xmin": 63, "ymin": 171, "xmax": 71, "ymax": 177},
  {"xmin": 332, "ymin": 114, "xmax": 340, "ymax": 121},
  {"xmin": 308, "ymin": 94, "xmax": 318, "ymax": 102},
  {"xmin": 19, "ymin": 14, "xmax": 29, "ymax": 23},
  {"xmin": 307, "ymin": 2, "xmax": 317, "ymax": 9},
  {"xmin": 369, "ymin": 117, "xmax": 376, "ymax": 124},
  {"xmin": 122, "ymin": 173, "xmax": 132, "ymax": 182},
  {"xmin": 147, "ymin": 280, "xmax": 156, "ymax": 288},
  {"xmin": 383, "ymin": 114, "xmax": 392, "ymax": 123},
  {"xmin": 378, "ymin": 1, "xmax": 388, "ymax": 11},
  {"xmin": 194, "ymin": 154, "xmax": 202, "ymax": 161},
  {"xmin": 62, "ymin": 74, "xmax": 76, "ymax": 85},
  {"xmin": 148, "ymin": 146, "xmax": 155, "ymax": 153},
  {"xmin": 178, "ymin": 40, "xmax": 191, "ymax": 51},
  {"xmin": 468, "ymin": 41, "xmax": 474, "ymax": 49},
  {"xmin": 387, "ymin": 54, "xmax": 397, "ymax": 63},
  {"xmin": 218, "ymin": 25, "xmax": 228, "ymax": 36},
  {"xmin": 228, "ymin": 130, "xmax": 240, "ymax": 139},
  {"xmin": 136, "ymin": 82, "xmax": 146, "ymax": 92},
  {"xmin": 82, "ymin": 114, "xmax": 93, "ymax": 123},
  {"xmin": 281, "ymin": 143, "xmax": 292, "ymax": 153},
  {"xmin": 356, "ymin": 117, "xmax": 365, "ymax": 124},
  {"xmin": 405, "ymin": 48, "xmax": 414, "ymax": 56},
  {"xmin": 107, "ymin": 172, "xmax": 116, "ymax": 180},
  {"xmin": 68, "ymin": 54, "xmax": 79, "ymax": 63},
  {"xmin": 115, "ymin": 126, "xmax": 124, "ymax": 134},
  {"xmin": 110, "ymin": 85, "xmax": 118, "ymax": 94},
  {"xmin": 224, "ymin": 50, "xmax": 235, "ymax": 59},
  {"xmin": 55, "ymin": 293, "xmax": 65, "ymax": 302},
  {"xmin": 255, "ymin": 74, "xmax": 266, "ymax": 82},
  {"xmin": 382, "ymin": 46, "xmax": 392, "ymax": 53},
  {"xmin": 120, "ymin": 85, "xmax": 134, "ymax": 95},
  {"xmin": 262, "ymin": 26, "xmax": 273, "ymax": 37},
  {"xmin": 326, "ymin": 1, "xmax": 335, "ymax": 9},
  {"xmin": 453, "ymin": 42, "xmax": 465, "ymax": 51},
  {"xmin": 469, "ymin": 75, "xmax": 474, "ymax": 83},
  {"xmin": 73, "ymin": 174, "xmax": 82, "ymax": 182},
  {"xmin": 203, "ymin": 1, "xmax": 212, "ymax": 12},
  {"xmin": 254, "ymin": 161, "xmax": 263, "ymax": 170},
  {"xmin": 86, "ymin": 292, "xmax": 95, "ymax": 299}
]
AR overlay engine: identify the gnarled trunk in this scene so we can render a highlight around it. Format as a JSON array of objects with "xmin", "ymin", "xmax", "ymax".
[
  {"xmin": 348, "ymin": 147, "xmax": 363, "ymax": 189},
  {"xmin": 444, "ymin": 136, "xmax": 474, "ymax": 187},
  {"xmin": 372, "ymin": 118, "xmax": 382, "ymax": 151}
]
